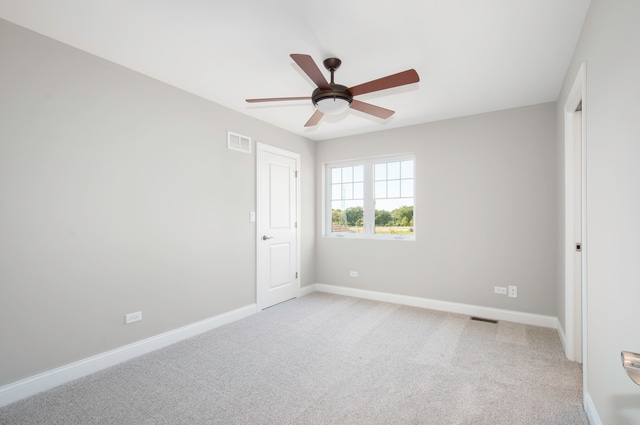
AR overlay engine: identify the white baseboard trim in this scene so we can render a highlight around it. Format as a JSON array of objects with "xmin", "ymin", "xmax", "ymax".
[
  {"xmin": 557, "ymin": 322, "xmax": 568, "ymax": 353},
  {"xmin": 298, "ymin": 284, "xmax": 316, "ymax": 297},
  {"xmin": 0, "ymin": 286, "xmax": 564, "ymax": 408},
  {"xmin": 313, "ymin": 283, "xmax": 558, "ymax": 329},
  {"xmin": 584, "ymin": 391, "xmax": 602, "ymax": 425},
  {"xmin": 0, "ymin": 303, "xmax": 257, "ymax": 408}
]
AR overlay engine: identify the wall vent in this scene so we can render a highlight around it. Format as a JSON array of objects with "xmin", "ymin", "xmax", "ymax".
[
  {"xmin": 227, "ymin": 131, "xmax": 251, "ymax": 154},
  {"xmin": 470, "ymin": 316, "xmax": 498, "ymax": 324}
]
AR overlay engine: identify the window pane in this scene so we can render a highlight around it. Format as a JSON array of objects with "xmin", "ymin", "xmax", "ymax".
[
  {"xmin": 331, "ymin": 184, "xmax": 341, "ymax": 200},
  {"xmin": 375, "ymin": 208, "xmax": 393, "ymax": 228},
  {"xmin": 332, "ymin": 168, "xmax": 342, "ymax": 184},
  {"xmin": 388, "ymin": 162, "xmax": 400, "ymax": 180},
  {"xmin": 374, "ymin": 201, "xmax": 414, "ymax": 235},
  {"xmin": 401, "ymin": 161, "xmax": 414, "ymax": 178},
  {"xmin": 342, "ymin": 183, "xmax": 353, "ymax": 200},
  {"xmin": 374, "ymin": 163, "xmax": 386, "ymax": 181},
  {"xmin": 353, "ymin": 182, "xmax": 364, "ymax": 199},
  {"xmin": 375, "ymin": 181, "xmax": 386, "ymax": 198},
  {"xmin": 331, "ymin": 200, "xmax": 364, "ymax": 233},
  {"xmin": 354, "ymin": 165, "xmax": 364, "ymax": 182},
  {"xmin": 388, "ymin": 180, "xmax": 400, "ymax": 198},
  {"xmin": 343, "ymin": 167, "xmax": 353, "ymax": 183},
  {"xmin": 401, "ymin": 179, "xmax": 414, "ymax": 197},
  {"xmin": 374, "ymin": 199, "xmax": 391, "ymax": 212}
]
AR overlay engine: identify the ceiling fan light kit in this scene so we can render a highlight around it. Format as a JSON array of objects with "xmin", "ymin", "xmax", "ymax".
[
  {"xmin": 314, "ymin": 95, "xmax": 351, "ymax": 115},
  {"xmin": 312, "ymin": 85, "xmax": 352, "ymax": 115},
  {"xmin": 246, "ymin": 53, "xmax": 419, "ymax": 127}
]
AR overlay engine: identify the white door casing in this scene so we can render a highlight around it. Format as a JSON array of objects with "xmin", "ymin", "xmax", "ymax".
[
  {"xmin": 256, "ymin": 143, "xmax": 300, "ymax": 310},
  {"xmin": 572, "ymin": 107, "xmax": 583, "ymax": 364},
  {"xmin": 573, "ymin": 107, "xmax": 584, "ymax": 363},
  {"xmin": 563, "ymin": 63, "xmax": 586, "ymax": 369}
]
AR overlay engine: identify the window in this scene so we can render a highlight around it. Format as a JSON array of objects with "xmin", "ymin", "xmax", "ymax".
[{"xmin": 326, "ymin": 154, "xmax": 415, "ymax": 240}]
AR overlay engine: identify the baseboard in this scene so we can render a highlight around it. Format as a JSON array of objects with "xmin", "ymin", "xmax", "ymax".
[
  {"xmin": 0, "ymin": 303, "xmax": 257, "ymax": 408},
  {"xmin": 584, "ymin": 391, "xmax": 603, "ymax": 425},
  {"xmin": 557, "ymin": 322, "xmax": 568, "ymax": 353},
  {"xmin": 0, "ymin": 286, "xmax": 563, "ymax": 408},
  {"xmin": 298, "ymin": 284, "xmax": 317, "ymax": 297},
  {"xmin": 314, "ymin": 283, "xmax": 558, "ymax": 329}
]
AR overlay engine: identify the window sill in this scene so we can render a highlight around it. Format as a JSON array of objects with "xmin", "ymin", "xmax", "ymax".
[{"xmin": 324, "ymin": 234, "xmax": 415, "ymax": 241}]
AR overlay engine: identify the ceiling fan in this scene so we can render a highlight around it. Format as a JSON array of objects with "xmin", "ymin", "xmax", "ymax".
[{"xmin": 246, "ymin": 54, "xmax": 420, "ymax": 127}]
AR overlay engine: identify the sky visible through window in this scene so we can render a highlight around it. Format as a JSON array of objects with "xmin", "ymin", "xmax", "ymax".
[{"xmin": 331, "ymin": 162, "xmax": 414, "ymax": 211}]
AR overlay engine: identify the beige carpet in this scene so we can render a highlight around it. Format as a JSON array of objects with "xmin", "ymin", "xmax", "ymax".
[{"xmin": 0, "ymin": 292, "xmax": 588, "ymax": 424}]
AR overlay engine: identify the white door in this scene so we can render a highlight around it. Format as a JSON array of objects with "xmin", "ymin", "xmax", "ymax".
[{"xmin": 256, "ymin": 144, "xmax": 300, "ymax": 310}]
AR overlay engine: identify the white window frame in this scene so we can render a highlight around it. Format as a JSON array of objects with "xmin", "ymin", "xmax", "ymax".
[{"xmin": 324, "ymin": 153, "xmax": 415, "ymax": 240}]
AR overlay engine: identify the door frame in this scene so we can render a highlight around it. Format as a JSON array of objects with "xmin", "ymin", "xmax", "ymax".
[
  {"xmin": 563, "ymin": 63, "xmax": 587, "ymax": 370},
  {"xmin": 255, "ymin": 142, "xmax": 301, "ymax": 310}
]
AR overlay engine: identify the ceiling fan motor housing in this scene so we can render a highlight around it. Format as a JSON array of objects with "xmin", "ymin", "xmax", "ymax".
[
  {"xmin": 311, "ymin": 84, "xmax": 353, "ymax": 108},
  {"xmin": 312, "ymin": 57, "xmax": 352, "ymax": 110}
]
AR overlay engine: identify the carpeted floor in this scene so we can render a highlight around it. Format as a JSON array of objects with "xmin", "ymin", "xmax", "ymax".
[{"xmin": 0, "ymin": 293, "xmax": 588, "ymax": 424}]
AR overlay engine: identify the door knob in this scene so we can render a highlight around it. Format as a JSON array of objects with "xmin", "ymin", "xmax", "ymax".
[
  {"xmin": 262, "ymin": 235, "xmax": 274, "ymax": 240},
  {"xmin": 622, "ymin": 351, "xmax": 640, "ymax": 385}
]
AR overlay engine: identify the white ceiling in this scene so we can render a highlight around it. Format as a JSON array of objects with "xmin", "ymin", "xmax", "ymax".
[{"xmin": 0, "ymin": 0, "xmax": 590, "ymax": 141}]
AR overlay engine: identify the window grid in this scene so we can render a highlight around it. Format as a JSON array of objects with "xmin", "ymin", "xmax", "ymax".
[
  {"xmin": 331, "ymin": 166, "xmax": 364, "ymax": 203},
  {"xmin": 374, "ymin": 161, "xmax": 414, "ymax": 201},
  {"xmin": 326, "ymin": 155, "xmax": 415, "ymax": 240}
]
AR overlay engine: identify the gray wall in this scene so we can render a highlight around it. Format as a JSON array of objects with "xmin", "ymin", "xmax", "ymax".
[
  {"xmin": 0, "ymin": 19, "xmax": 315, "ymax": 386},
  {"xmin": 557, "ymin": 0, "xmax": 640, "ymax": 423},
  {"xmin": 315, "ymin": 103, "xmax": 558, "ymax": 316}
]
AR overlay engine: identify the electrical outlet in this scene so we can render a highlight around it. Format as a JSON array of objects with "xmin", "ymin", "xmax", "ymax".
[
  {"xmin": 494, "ymin": 286, "xmax": 507, "ymax": 295},
  {"xmin": 508, "ymin": 286, "xmax": 518, "ymax": 298},
  {"xmin": 125, "ymin": 311, "xmax": 142, "ymax": 324},
  {"xmin": 350, "ymin": 271, "xmax": 358, "ymax": 277}
]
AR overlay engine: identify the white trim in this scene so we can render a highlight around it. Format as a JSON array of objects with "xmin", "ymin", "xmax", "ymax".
[
  {"xmin": 314, "ymin": 283, "xmax": 558, "ymax": 329},
  {"xmin": 563, "ymin": 62, "xmax": 587, "ymax": 363},
  {"xmin": 557, "ymin": 321, "xmax": 567, "ymax": 351},
  {"xmin": 298, "ymin": 284, "xmax": 317, "ymax": 297},
  {"xmin": 584, "ymin": 391, "xmax": 603, "ymax": 425},
  {"xmin": 0, "ymin": 304, "xmax": 257, "ymax": 408}
]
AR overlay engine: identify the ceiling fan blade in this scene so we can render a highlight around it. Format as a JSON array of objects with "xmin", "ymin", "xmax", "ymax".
[
  {"xmin": 304, "ymin": 110, "xmax": 324, "ymax": 127},
  {"xmin": 348, "ymin": 69, "xmax": 420, "ymax": 97},
  {"xmin": 350, "ymin": 99, "xmax": 395, "ymax": 119},
  {"xmin": 290, "ymin": 54, "xmax": 331, "ymax": 90},
  {"xmin": 246, "ymin": 96, "xmax": 310, "ymax": 103}
]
